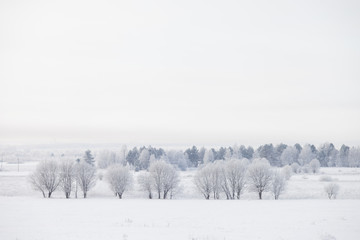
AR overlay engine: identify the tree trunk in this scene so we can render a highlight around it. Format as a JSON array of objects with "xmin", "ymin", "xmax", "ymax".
[
  {"xmin": 118, "ymin": 193, "xmax": 122, "ymax": 199},
  {"xmin": 48, "ymin": 192, "xmax": 52, "ymax": 198},
  {"xmin": 148, "ymin": 192, "xmax": 152, "ymax": 199},
  {"xmin": 84, "ymin": 192, "xmax": 87, "ymax": 198},
  {"xmin": 259, "ymin": 191, "xmax": 262, "ymax": 200},
  {"xmin": 42, "ymin": 191, "xmax": 46, "ymax": 198}
]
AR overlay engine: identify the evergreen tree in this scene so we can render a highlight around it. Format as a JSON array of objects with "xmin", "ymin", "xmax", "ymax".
[
  {"xmin": 185, "ymin": 146, "xmax": 200, "ymax": 167},
  {"xmin": 83, "ymin": 150, "xmax": 95, "ymax": 166}
]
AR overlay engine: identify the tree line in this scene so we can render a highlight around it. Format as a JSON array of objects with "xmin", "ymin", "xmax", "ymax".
[
  {"xmin": 96, "ymin": 143, "xmax": 360, "ymax": 171},
  {"xmin": 29, "ymin": 149, "xmax": 340, "ymax": 200}
]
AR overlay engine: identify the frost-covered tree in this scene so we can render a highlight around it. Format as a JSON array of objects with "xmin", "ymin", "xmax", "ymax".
[
  {"xmin": 106, "ymin": 165, "xmax": 133, "ymax": 199},
  {"xmin": 274, "ymin": 143, "xmax": 288, "ymax": 166},
  {"xmin": 337, "ymin": 144, "xmax": 349, "ymax": 167},
  {"xmin": 209, "ymin": 162, "xmax": 222, "ymax": 199},
  {"xmin": 97, "ymin": 150, "xmax": 120, "ymax": 169},
  {"xmin": 271, "ymin": 170, "xmax": 287, "ymax": 200},
  {"xmin": 149, "ymin": 160, "xmax": 179, "ymax": 199},
  {"xmin": 59, "ymin": 159, "xmax": 76, "ymax": 198},
  {"xmin": 138, "ymin": 172, "xmax": 154, "ymax": 199},
  {"xmin": 291, "ymin": 162, "xmax": 300, "ymax": 174},
  {"xmin": 83, "ymin": 150, "xmax": 95, "ymax": 166},
  {"xmin": 76, "ymin": 162, "xmax": 97, "ymax": 198},
  {"xmin": 317, "ymin": 143, "xmax": 338, "ymax": 167},
  {"xmin": 119, "ymin": 145, "xmax": 128, "ymax": 165},
  {"xmin": 138, "ymin": 149, "xmax": 150, "ymax": 170},
  {"xmin": 348, "ymin": 147, "xmax": 360, "ymax": 167},
  {"xmin": 231, "ymin": 144, "xmax": 242, "ymax": 159},
  {"xmin": 166, "ymin": 150, "xmax": 188, "ymax": 171},
  {"xmin": 309, "ymin": 159, "xmax": 321, "ymax": 174},
  {"xmin": 240, "ymin": 145, "xmax": 254, "ymax": 159},
  {"xmin": 185, "ymin": 146, "xmax": 200, "ymax": 167},
  {"xmin": 224, "ymin": 148, "xmax": 232, "ymax": 160},
  {"xmin": 194, "ymin": 164, "xmax": 213, "ymax": 199},
  {"xmin": 29, "ymin": 160, "xmax": 60, "ymax": 198},
  {"xmin": 221, "ymin": 158, "xmax": 249, "ymax": 199},
  {"xmin": 324, "ymin": 183, "xmax": 339, "ymax": 199},
  {"xmin": 280, "ymin": 146, "xmax": 299, "ymax": 166},
  {"xmin": 282, "ymin": 165, "xmax": 292, "ymax": 180},
  {"xmin": 203, "ymin": 149, "xmax": 214, "ymax": 165},
  {"xmin": 126, "ymin": 147, "xmax": 140, "ymax": 168},
  {"xmin": 198, "ymin": 147, "xmax": 206, "ymax": 165},
  {"xmin": 298, "ymin": 144, "xmax": 316, "ymax": 166},
  {"xmin": 247, "ymin": 158, "xmax": 272, "ymax": 199}
]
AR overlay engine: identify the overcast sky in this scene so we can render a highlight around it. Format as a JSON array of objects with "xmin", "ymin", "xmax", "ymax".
[{"xmin": 1, "ymin": 0, "xmax": 359, "ymax": 147}]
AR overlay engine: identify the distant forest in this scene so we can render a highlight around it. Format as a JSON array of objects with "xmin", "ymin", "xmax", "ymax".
[{"xmin": 96, "ymin": 143, "xmax": 360, "ymax": 171}]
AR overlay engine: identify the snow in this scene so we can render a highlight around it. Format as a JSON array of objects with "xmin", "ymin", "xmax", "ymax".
[
  {"xmin": 0, "ymin": 197, "xmax": 359, "ymax": 240},
  {"xmin": 0, "ymin": 162, "xmax": 360, "ymax": 239}
]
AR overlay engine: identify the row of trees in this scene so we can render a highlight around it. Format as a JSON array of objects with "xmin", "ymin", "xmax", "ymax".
[
  {"xmin": 29, "ymin": 156, "xmax": 341, "ymax": 200},
  {"xmin": 186, "ymin": 143, "xmax": 360, "ymax": 168},
  {"xmin": 29, "ymin": 159, "xmax": 96, "ymax": 198},
  {"xmin": 107, "ymin": 160, "xmax": 180, "ymax": 199},
  {"xmin": 194, "ymin": 158, "xmax": 288, "ymax": 200},
  {"xmin": 29, "ymin": 156, "xmax": 180, "ymax": 199},
  {"xmin": 94, "ymin": 143, "xmax": 360, "ymax": 173}
]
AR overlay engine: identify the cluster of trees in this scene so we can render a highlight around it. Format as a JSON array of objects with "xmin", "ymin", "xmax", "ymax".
[
  {"xmin": 29, "ymin": 158, "xmax": 96, "ymax": 198},
  {"xmin": 30, "ymin": 150, "xmax": 180, "ymax": 200},
  {"xmin": 105, "ymin": 160, "xmax": 180, "ymax": 200},
  {"xmin": 194, "ymin": 158, "xmax": 288, "ymax": 200}
]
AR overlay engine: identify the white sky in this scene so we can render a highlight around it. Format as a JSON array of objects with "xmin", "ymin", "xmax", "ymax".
[{"xmin": 1, "ymin": 0, "xmax": 360, "ymax": 147}]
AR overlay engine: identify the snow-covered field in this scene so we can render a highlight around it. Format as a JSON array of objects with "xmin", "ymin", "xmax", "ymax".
[{"xmin": 1, "ymin": 162, "xmax": 360, "ymax": 239}]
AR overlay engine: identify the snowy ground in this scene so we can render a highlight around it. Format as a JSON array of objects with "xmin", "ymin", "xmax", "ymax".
[
  {"xmin": 0, "ymin": 162, "xmax": 360, "ymax": 239},
  {"xmin": 1, "ymin": 197, "xmax": 359, "ymax": 240}
]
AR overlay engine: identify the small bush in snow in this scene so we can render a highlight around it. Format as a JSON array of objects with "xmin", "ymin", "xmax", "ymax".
[
  {"xmin": 324, "ymin": 183, "xmax": 339, "ymax": 199},
  {"xmin": 319, "ymin": 176, "xmax": 333, "ymax": 182}
]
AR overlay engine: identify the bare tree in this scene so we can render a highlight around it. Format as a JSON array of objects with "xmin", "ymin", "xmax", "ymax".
[
  {"xmin": 29, "ymin": 160, "xmax": 60, "ymax": 198},
  {"xmin": 138, "ymin": 172, "xmax": 154, "ymax": 199},
  {"xmin": 149, "ymin": 160, "xmax": 179, "ymax": 199},
  {"xmin": 194, "ymin": 162, "xmax": 222, "ymax": 199},
  {"xmin": 194, "ymin": 164, "xmax": 213, "ymax": 199},
  {"xmin": 106, "ymin": 165, "xmax": 133, "ymax": 199},
  {"xmin": 324, "ymin": 183, "xmax": 340, "ymax": 199},
  {"xmin": 209, "ymin": 162, "xmax": 222, "ymax": 199},
  {"xmin": 221, "ymin": 158, "xmax": 249, "ymax": 199},
  {"xmin": 59, "ymin": 159, "xmax": 76, "ymax": 198},
  {"xmin": 76, "ymin": 162, "xmax": 97, "ymax": 198},
  {"xmin": 247, "ymin": 158, "xmax": 272, "ymax": 200},
  {"xmin": 271, "ymin": 170, "xmax": 287, "ymax": 200}
]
